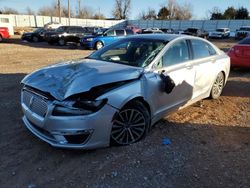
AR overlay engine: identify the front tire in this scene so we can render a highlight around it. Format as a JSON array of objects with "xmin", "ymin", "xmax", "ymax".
[
  {"xmin": 111, "ymin": 101, "xmax": 150, "ymax": 146},
  {"xmin": 210, "ymin": 72, "xmax": 224, "ymax": 99},
  {"xmin": 0, "ymin": 35, "xmax": 3, "ymax": 42},
  {"xmin": 95, "ymin": 41, "xmax": 104, "ymax": 50}
]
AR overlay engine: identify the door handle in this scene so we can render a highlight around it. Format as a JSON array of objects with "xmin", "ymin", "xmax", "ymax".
[
  {"xmin": 186, "ymin": 65, "xmax": 193, "ymax": 69},
  {"xmin": 211, "ymin": 59, "xmax": 216, "ymax": 63}
]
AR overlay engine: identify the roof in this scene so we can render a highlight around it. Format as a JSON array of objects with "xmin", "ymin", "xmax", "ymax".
[{"xmin": 127, "ymin": 34, "xmax": 181, "ymax": 42}]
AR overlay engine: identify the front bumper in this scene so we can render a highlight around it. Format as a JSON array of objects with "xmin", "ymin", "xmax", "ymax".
[
  {"xmin": 21, "ymin": 91, "xmax": 117, "ymax": 149},
  {"xmin": 210, "ymin": 34, "xmax": 223, "ymax": 38},
  {"xmin": 80, "ymin": 40, "xmax": 95, "ymax": 49},
  {"xmin": 21, "ymin": 35, "xmax": 32, "ymax": 41}
]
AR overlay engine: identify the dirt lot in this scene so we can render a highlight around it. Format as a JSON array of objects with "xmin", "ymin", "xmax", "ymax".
[{"xmin": 0, "ymin": 37, "xmax": 249, "ymax": 188}]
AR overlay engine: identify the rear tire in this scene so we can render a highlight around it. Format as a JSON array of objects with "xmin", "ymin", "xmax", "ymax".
[
  {"xmin": 210, "ymin": 72, "xmax": 225, "ymax": 99},
  {"xmin": 0, "ymin": 35, "xmax": 3, "ymax": 42},
  {"xmin": 58, "ymin": 38, "xmax": 65, "ymax": 46},
  {"xmin": 111, "ymin": 101, "xmax": 150, "ymax": 146},
  {"xmin": 32, "ymin": 36, "xmax": 39, "ymax": 42}
]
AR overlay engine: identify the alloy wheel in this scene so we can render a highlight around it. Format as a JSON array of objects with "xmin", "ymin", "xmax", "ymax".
[
  {"xmin": 58, "ymin": 38, "xmax": 65, "ymax": 46},
  {"xmin": 211, "ymin": 72, "xmax": 224, "ymax": 99},
  {"xmin": 96, "ymin": 41, "xmax": 103, "ymax": 50},
  {"xmin": 111, "ymin": 109, "xmax": 147, "ymax": 145}
]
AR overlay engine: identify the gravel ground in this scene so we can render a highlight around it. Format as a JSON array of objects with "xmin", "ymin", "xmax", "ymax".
[{"xmin": 0, "ymin": 37, "xmax": 249, "ymax": 188}]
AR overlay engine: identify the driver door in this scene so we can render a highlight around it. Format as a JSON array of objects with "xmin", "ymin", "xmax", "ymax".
[{"xmin": 144, "ymin": 39, "xmax": 195, "ymax": 121}]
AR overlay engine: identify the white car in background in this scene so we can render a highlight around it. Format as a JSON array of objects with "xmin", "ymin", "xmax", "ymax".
[
  {"xmin": 44, "ymin": 22, "xmax": 62, "ymax": 30},
  {"xmin": 210, "ymin": 28, "xmax": 230, "ymax": 39}
]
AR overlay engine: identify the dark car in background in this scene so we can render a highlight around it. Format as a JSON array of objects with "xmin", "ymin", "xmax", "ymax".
[
  {"xmin": 0, "ymin": 27, "xmax": 10, "ymax": 42},
  {"xmin": 141, "ymin": 28, "xmax": 164, "ymax": 34},
  {"xmin": 21, "ymin": 28, "xmax": 46, "ymax": 42},
  {"xmin": 183, "ymin": 27, "xmax": 209, "ymax": 39},
  {"xmin": 44, "ymin": 26, "xmax": 92, "ymax": 46},
  {"xmin": 80, "ymin": 28, "xmax": 134, "ymax": 50},
  {"xmin": 235, "ymin": 26, "xmax": 250, "ymax": 40}
]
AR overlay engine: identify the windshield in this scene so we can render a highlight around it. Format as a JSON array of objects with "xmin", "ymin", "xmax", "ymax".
[
  {"xmin": 34, "ymin": 28, "xmax": 43, "ymax": 33},
  {"xmin": 216, "ymin": 29, "xmax": 224, "ymax": 32},
  {"xmin": 88, "ymin": 38, "xmax": 167, "ymax": 67},
  {"xmin": 186, "ymin": 28, "xmax": 197, "ymax": 32},
  {"xmin": 239, "ymin": 37, "xmax": 250, "ymax": 45},
  {"xmin": 240, "ymin": 27, "xmax": 250, "ymax": 31},
  {"xmin": 56, "ymin": 26, "xmax": 67, "ymax": 33}
]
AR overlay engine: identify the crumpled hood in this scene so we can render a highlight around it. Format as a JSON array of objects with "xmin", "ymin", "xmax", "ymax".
[{"xmin": 21, "ymin": 59, "xmax": 143, "ymax": 101}]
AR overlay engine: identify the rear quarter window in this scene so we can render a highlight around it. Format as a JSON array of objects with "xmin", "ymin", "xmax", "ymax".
[
  {"xmin": 105, "ymin": 30, "xmax": 115, "ymax": 36},
  {"xmin": 191, "ymin": 40, "xmax": 216, "ymax": 59}
]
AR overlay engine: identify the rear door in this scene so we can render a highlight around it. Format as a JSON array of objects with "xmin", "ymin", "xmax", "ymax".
[
  {"xmin": 190, "ymin": 39, "xmax": 218, "ymax": 99},
  {"xmin": 66, "ymin": 27, "xmax": 76, "ymax": 42}
]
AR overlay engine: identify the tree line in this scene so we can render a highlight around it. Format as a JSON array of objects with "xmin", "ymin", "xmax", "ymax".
[
  {"xmin": 209, "ymin": 6, "xmax": 249, "ymax": 20},
  {"xmin": 139, "ymin": 0, "xmax": 192, "ymax": 20}
]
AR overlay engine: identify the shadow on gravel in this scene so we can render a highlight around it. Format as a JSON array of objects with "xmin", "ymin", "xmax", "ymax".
[
  {"xmin": 223, "ymin": 80, "xmax": 250, "ymax": 98},
  {"xmin": 230, "ymin": 68, "xmax": 250, "ymax": 78},
  {"xmin": 0, "ymin": 73, "xmax": 249, "ymax": 188}
]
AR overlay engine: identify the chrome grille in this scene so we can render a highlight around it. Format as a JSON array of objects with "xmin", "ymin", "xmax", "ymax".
[{"xmin": 22, "ymin": 90, "xmax": 48, "ymax": 117}]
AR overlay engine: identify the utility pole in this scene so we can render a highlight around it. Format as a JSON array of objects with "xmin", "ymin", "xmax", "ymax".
[
  {"xmin": 57, "ymin": 0, "xmax": 61, "ymax": 23},
  {"xmin": 98, "ymin": 7, "xmax": 101, "ymax": 19},
  {"xmin": 78, "ymin": 0, "xmax": 81, "ymax": 17},
  {"xmin": 68, "ymin": 0, "xmax": 71, "ymax": 26}
]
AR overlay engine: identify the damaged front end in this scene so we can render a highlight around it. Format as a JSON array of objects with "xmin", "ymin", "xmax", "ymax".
[
  {"xmin": 21, "ymin": 78, "xmax": 141, "ymax": 149},
  {"xmin": 51, "ymin": 80, "xmax": 134, "ymax": 116}
]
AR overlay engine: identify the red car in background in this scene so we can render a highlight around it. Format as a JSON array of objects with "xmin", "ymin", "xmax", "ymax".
[
  {"xmin": 228, "ymin": 37, "xmax": 250, "ymax": 68},
  {"xmin": 0, "ymin": 27, "xmax": 10, "ymax": 42},
  {"xmin": 126, "ymin": 25, "xmax": 142, "ymax": 34}
]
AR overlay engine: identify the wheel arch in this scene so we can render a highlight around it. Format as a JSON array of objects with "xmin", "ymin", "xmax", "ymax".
[
  {"xmin": 118, "ymin": 96, "xmax": 151, "ymax": 117},
  {"xmin": 95, "ymin": 39, "xmax": 105, "ymax": 45}
]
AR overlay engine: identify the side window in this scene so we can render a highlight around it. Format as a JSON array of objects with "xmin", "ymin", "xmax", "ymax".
[
  {"xmin": 162, "ymin": 40, "xmax": 190, "ymax": 67},
  {"xmin": 115, "ymin": 30, "xmax": 125, "ymax": 36},
  {"xmin": 76, "ymin": 27, "xmax": 84, "ymax": 33},
  {"xmin": 191, "ymin": 40, "xmax": 215, "ymax": 59},
  {"xmin": 106, "ymin": 30, "xmax": 115, "ymax": 36},
  {"xmin": 126, "ymin": 29, "xmax": 134, "ymax": 35},
  {"xmin": 68, "ymin": 27, "xmax": 76, "ymax": 33}
]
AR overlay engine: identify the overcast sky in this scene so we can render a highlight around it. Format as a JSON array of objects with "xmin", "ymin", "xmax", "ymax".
[{"xmin": 0, "ymin": 0, "xmax": 250, "ymax": 19}]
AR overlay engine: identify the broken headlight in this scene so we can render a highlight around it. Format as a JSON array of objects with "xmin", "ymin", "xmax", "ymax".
[{"xmin": 52, "ymin": 99, "xmax": 107, "ymax": 116}]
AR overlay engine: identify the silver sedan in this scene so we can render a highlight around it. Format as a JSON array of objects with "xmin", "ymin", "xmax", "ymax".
[{"xmin": 21, "ymin": 34, "xmax": 230, "ymax": 149}]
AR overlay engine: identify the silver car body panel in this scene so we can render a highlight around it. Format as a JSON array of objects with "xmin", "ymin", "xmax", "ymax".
[
  {"xmin": 21, "ymin": 59, "xmax": 143, "ymax": 101},
  {"xmin": 21, "ymin": 34, "xmax": 230, "ymax": 149}
]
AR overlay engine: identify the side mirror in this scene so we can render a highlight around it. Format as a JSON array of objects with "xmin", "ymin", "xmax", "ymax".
[{"xmin": 160, "ymin": 71, "xmax": 175, "ymax": 94}]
